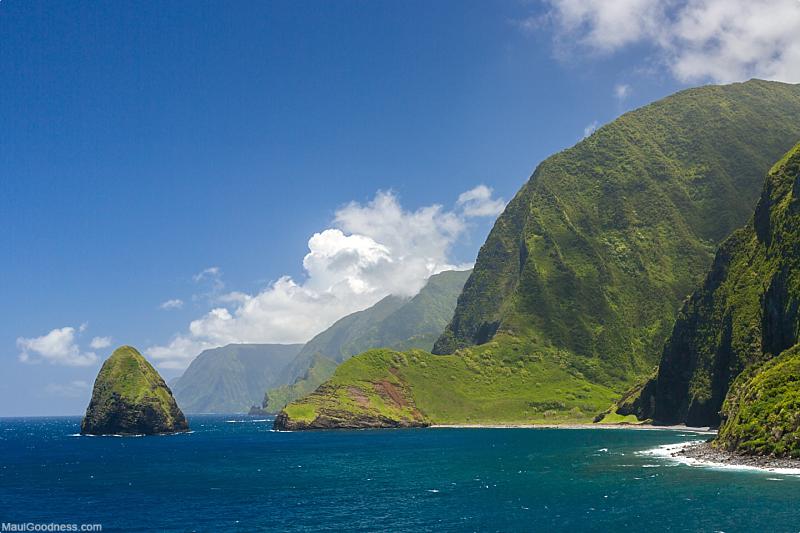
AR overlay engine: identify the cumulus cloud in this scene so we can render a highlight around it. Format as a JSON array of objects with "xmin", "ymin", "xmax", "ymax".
[
  {"xmin": 160, "ymin": 299, "xmax": 184, "ymax": 310},
  {"xmin": 89, "ymin": 336, "xmax": 112, "ymax": 350},
  {"xmin": 583, "ymin": 120, "xmax": 599, "ymax": 138},
  {"xmin": 540, "ymin": 0, "xmax": 800, "ymax": 83},
  {"xmin": 17, "ymin": 326, "xmax": 100, "ymax": 367},
  {"xmin": 147, "ymin": 187, "xmax": 504, "ymax": 369},
  {"xmin": 456, "ymin": 185, "xmax": 507, "ymax": 218}
]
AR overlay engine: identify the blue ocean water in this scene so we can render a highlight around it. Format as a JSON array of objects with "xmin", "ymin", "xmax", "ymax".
[{"xmin": 1, "ymin": 416, "xmax": 798, "ymax": 532}]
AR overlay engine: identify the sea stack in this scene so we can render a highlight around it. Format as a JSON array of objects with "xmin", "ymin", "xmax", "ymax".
[{"xmin": 81, "ymin": 345, "xmax": 189, "ymax": 435}]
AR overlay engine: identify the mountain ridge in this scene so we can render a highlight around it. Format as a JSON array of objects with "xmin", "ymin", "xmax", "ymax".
[
  {"xmin": 171, "ymin": 343, "xmax": 302, "ymax": 413},
  {"xmin": 276, "ymin": 80, "xmax": 800, "ymax": 429}
]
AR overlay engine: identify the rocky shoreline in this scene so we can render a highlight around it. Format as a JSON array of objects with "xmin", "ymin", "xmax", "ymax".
[
  {"xmin": 273, "ymin": 410, "xmax": 429, "ymax": 430},
  {"xmin": 432, "ymin": 423, "xmax": 716, "ymax": 433},
  {"xmin": 673, "ymin": 441, "xmax": 800, "ymax": 470}
]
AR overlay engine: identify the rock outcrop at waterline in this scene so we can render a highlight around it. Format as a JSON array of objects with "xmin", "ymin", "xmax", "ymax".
[
  {"xmin": 272, "ymin": 350, "xmax": 431, "ymax": 430},
  {"xmin": 273, "ymin": 406, "xmax": 430, "ymax": 430},
  {"xmin": 81, "ymin": 346, "xmax": 189, "ymax": 435}
]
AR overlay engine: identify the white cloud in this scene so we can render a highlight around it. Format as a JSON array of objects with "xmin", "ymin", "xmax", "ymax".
[
  {"xmin": 456, "ymin": 185, "xmax": 507, "ymax": 218},
  {"xmin": 614, "ymin": 83, "xmax": 630, "ymax": 101},
  {"xmin": 193, "ymin": 266, "xmax": 221, "ymax": 283},
  {"xmin": 191, "ymin": 266, "xmax": 225, "ymax": 301},
  {"xmin": 146, "ymin": 187, "xmax": 501, "ymax": 369},
  {"xmin": 541, "ymin": 0, "xmax": 800, "ymax": 83},
  {"xmin": 17, "ymin": 326, "xmax": 99, "ymax": 367},
  {"xmin": 44, "ymin": 380, "xmax": 92, "ymax": 398},
  {"xmin": 89, "ymin": 336, "xmax": 112, "ymax": 350},
  {"xmin": 160, "ymin": 299, "xmax": 184, "ymax": 310},
  {"xmin": 583, "ymin": 120, "xmax": 599, "ymax": 138}
]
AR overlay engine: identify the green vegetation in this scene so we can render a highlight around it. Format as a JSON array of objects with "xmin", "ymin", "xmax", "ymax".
[
  {"xmin": 627, "ymin": 142, "xmax": 800, "ymax": 428},
  {"xmin": 436, "ymin": 80, "xmax": 800, "ymax": 386},
  {"xmin": 81, "ymin": 346, "xmax": 189, "ymax": 435},
  {"xmin": 262, "ymin": 355, "xmax": 337, "ymax": 412},
  {"xmin": 716, "ymin": 345, "xmax": 800, "ymax": 457},
  {"xmin": 596, "ymin": 412, "xmax": 643, "ymax": 425},
  {"xmin": 171, "ymin": 343, "xmax": 302, "ymax": 413},
  {"xmin": 277, "ymin": 349, "xmax": 429, "ymax": 429},
  {"xmin": 276, "ymin": 335, "xmax": 622, "ymax": 429},
  {"xmin": 265, "ymin": 269, "xmax": 470, "ymax": 412},
  {"xmin": 279, "ymin": 80, "xmax": 800, "ymax": 429}
]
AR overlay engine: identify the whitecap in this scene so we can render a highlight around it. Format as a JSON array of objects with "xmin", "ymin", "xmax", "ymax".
[{"xmin": 639, "ymin": 441, "xmax": 800, "ymax": 476}]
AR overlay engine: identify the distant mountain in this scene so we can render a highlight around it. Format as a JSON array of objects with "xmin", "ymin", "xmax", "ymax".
[
  {"xmin": 276, "ymin": 80, "xmax": 800, "ymax": 429},
  {"xmin": 261, "ymin": 269, "xmax": 471, "ymax": 412},
  {"xmin": 171, "ymin": 343, "xmax": 302, "ymax": 413}
]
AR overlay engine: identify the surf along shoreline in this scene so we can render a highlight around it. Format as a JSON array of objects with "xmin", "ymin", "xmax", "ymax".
[
  {"xmin": 429, "ymin": 423, "xmax": 800, "ymax": 473},
  {"xmin": 429, "ymin": 423, "xmax": 717, "ymax": 434},
  {"xmin": 667, "ymin": 441, "xmax": 800, "ymax": 473}
]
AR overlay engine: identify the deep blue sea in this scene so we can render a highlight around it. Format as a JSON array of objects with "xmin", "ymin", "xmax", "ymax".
[{"xmin": 1, "ymin": 416, "xmax": 799, "ymax": 532}]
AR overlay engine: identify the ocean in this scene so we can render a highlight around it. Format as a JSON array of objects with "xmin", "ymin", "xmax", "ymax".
[{"xmin": 1, "ymin": 415, "xmax": 798, "ymax": 532}]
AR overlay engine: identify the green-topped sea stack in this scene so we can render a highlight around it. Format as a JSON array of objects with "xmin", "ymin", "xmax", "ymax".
[{"xmin": 81, "ymin": 346, "xmax": 189, "ymax": 435}]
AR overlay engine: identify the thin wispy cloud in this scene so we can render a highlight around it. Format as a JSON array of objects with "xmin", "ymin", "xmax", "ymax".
[
  {"xmin": 193, "ymin": 267, "xmax": 221, "ymax": 283},
  {"xmin": 160, "ymin": 299, "xmax": 184, "ymax": 310},
  {"xmin": 44, "ymin": 380, "xmax": 92, "ymax": 398},
  {"xmin": 614, "ymin": 84, "xmax": 630, "ymax": 101}
]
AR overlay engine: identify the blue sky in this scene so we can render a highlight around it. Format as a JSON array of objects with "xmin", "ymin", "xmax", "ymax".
[{"xmin": 3, "ymin": 0, "xmax": 797, "ymax": 415}]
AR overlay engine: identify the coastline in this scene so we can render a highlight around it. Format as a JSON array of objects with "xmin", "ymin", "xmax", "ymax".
[
  {"xmin": 430, "ymin": 423, "xmax": 717, "ymax": 434},
  {"xmin": 669, "ymin": 441, "xmax": 800, "ymax": 472}
]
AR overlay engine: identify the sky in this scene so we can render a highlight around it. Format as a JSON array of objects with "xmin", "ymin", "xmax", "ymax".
[{"xmin": 2, "ymin": 0, "xmax": 799, "ymax": 416}]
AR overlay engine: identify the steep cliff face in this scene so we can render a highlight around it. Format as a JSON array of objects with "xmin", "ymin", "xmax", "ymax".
[
  {"xmin": 435, "ymin": 80, "xmax": 800, "ymax": 389},
  {"xmin": 81, "ymin": 346, "xmax": 189, "ymax": 435},
  {"xmin": 630, "ymin": 143, "xmax": 800, "ymax": 427}
]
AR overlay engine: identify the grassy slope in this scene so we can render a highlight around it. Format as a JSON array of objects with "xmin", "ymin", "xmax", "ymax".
[
  {"xmin": 97, "ymin": 346, "xmax": 175, "ymax": 405},
  {"xmin": 283, "ymin": 335, "xmax": 620, "ymax": 426},
  {"xmin": 264, "ymin": 270, "xmax": 470, "ymax": 412},
  {"xmin": 623, "ymin": 143, "xmax": 800, "ymax": 427},
  {"xmin": 281, "ymin": 81, "xmax": 800, "ymax": 428}
]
